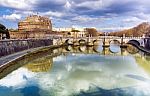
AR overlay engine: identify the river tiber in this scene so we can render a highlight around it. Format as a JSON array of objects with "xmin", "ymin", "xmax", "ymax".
[{"xmin": 0, "ymin": 1, "xmax": 150, "ymax": 96}]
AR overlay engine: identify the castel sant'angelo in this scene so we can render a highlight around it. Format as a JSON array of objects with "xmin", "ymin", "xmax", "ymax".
[{"xmin": 10, "ymin": 15, "xmax": 52, "ymax": 39}]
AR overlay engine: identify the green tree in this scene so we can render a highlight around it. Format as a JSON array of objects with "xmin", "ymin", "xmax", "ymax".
[{"xmin": 0, "ymin": 24, "xmax": 10, "ymax": 39}]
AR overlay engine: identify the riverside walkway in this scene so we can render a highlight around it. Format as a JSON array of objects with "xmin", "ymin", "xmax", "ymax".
[
  {"xmin": 0, "ymin": 47, "xmax": 43, "ymax": 66},
  {"xmin": 0, "ymin": 45, "xmax": 62, "ymax": 66}
]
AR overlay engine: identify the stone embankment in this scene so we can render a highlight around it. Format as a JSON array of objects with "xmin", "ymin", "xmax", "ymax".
[
  {"xmin": 0, "ymin": 39, "xmax": 53, "ymax": 57},
  {"xmin": 0, "ymin": 44, "xmax": 63, "ymax": 79}
]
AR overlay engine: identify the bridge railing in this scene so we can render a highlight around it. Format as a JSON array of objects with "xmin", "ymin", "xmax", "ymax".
[{"xmin": 53, "ymin": 36, "xmax": 150, "ymax": 40}]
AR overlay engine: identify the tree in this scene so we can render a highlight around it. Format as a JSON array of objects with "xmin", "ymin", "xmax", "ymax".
[
  {"xmin": 0, "ymin": 24, "xmax": 10, "ymax": 39},
  {"xmin": 85, "ymin": 28, "xmax": 98, "ymax": 37}
]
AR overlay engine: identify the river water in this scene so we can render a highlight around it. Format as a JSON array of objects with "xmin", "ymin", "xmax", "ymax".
[{"xmin": 0, "ymin": 43, "xmax": 150, "ymax": 96}]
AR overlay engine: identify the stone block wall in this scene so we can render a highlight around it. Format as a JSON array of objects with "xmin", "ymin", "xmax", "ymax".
[{"xmin": 0, "ymin": 39, "xmax": 53, "ymax": 57}]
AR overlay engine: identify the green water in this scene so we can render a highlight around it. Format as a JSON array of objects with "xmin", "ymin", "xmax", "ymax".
[{"xmin": 0, "ymin": 44, "xmax": 150, "ymax": 96}]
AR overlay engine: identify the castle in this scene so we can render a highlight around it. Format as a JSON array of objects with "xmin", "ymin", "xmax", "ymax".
[
  {"xmin": 9, "ymin": 15, "xmax": 99, "ymax": 39},
  {"xmin": 9, "ymin": 15, "xmax": 52, "ymax": 39}
]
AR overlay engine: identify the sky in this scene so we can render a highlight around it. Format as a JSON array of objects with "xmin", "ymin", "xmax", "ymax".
[{"xmin": 0, "ymin": 0, "xmax": 150, "ymax": 31}]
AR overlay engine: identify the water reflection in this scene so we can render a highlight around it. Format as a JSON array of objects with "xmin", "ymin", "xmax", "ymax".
[
  {"xmin": 0, "ymin": 44, "xmax": 149, "ymax": 96},
  {"xmin": 25, "ymin": 58, "xmax": 53, "ymax": 72},
  {"xmin": 109, "ymin": 40, "xmax": 121, "ymax": 53},
  {"xmin": 60, "ymin": 45, "xmax": 139, "ymax": 56}
]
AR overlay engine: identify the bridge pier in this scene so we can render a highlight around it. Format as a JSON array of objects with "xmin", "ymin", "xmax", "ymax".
[
  {"xmin": 73, "ymin": 41, "xmax": 79, "ymax": 46},
  {"xmin": 102, "ymin": 47, "xmax": 110, "ymax": 55},
  {"xmin": 87, "ymin": 37, "xmax": 93, "ymax": 46},
  {"xmin": 102, "ymin": 38, "xmax": 110, "ymax": 47},
  {"xmin": 120, "ymin": 34, "xmax": 127, "ymax": 48}
]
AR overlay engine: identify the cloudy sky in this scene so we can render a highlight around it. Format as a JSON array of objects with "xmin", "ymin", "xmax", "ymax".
[{"xmin": 0, "ymin": 0, "xmax": 150, "ymax": 31}]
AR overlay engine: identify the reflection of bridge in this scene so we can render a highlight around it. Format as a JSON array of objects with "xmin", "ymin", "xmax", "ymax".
[
  {"xmin": 53, "ymin": 45, "xmax": 141, "ymax": 56},
  {"xmin": 53, "ymin": 35, "xmax": 146, "ymax": 47},
  {"xmin": 0, "ymin": 45, "xmax": 146, "ymax": 79}
]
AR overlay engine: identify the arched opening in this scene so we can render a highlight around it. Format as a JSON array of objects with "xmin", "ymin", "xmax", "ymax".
[
  {"xmin": 126, "ymin": 44, "xmax": 139, "ymax": 54},
  {"xmin": 109, "ymin": 40, "xmax": 121, "ymax": 53},
  {"xmin": 67, "ymin": 32, "xmax": 71, "ymax": 35},
  {"xmin": 93, "ymin": 40, "xmax": 99, "ymax": 45},
  {"xmin": 65, "ymin": 39, "xmax": 72, "ymax": 45},
  {"xmin": 127, "ymin": 40, "xmax": 140, "ymax": 46},
  {"xmin": 79, "ymin": 39, "xmax": 86, "ymax": 45},
  {"xmin": 78, "ymin": 46, "xmax": 86, "ymax": 52},
  {"xmin": 109, "ymin": 48, "xmax": 120, "ymax": 54},
  {"xmin": 65, "ymin": 45, "xmax": 72, "ymax": 51},
  {"xmin": 93, "ymin": 45, "xmax": 100, "ymax": 53},
  {"xmin": 109, "ymin": 40, "xmax": 121, "ymax": 45}
]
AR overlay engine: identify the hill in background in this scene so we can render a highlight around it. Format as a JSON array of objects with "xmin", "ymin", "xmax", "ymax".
[{"xmin": 108, "ymin": 22, "xmax": 150, "ymax": 37}]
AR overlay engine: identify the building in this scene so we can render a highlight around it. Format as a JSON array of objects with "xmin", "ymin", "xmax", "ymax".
[
  {"xmin": 18, "ymin": 15, "xmax": 52, "ymax": 32},
  {"xmin": 53, "ymin": 27, "xmax": 85, "ymax": 32},
  {"xmin": 9, "ymin": 15, "xmax": 52, "ymax": 39},
  {"xmin": 9, "ymin": 15, "xmax": 98, "ymax": 39},
  {"xmin": 53, "ymin": 27, "xmax": 87, "ymax": 38},
  {"xmin": 25, "ymin": 58, "xmax": 53, "ymax": 72},
  {"xmin": 53, "ymin": 28, "xmax": 72, "ymax": 32},
  {"xmin": 9, "ymin": 31, "xmax": 28, "ymax": 39}
]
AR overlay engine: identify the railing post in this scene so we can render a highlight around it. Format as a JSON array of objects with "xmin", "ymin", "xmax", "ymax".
[{"xmin": 120, "ymin": 34, "xmax": 127, "ymax": 48}]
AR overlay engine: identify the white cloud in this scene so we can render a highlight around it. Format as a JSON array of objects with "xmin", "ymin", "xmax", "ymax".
[
  {"xmin": 0, "ymin": 0, "xmax": 35, "ymax": 10},
  {"xmin": 72, "ymin": 16, "xmax": 98, "ymax": 22},
  {"xmin": 1, "ymin": 0, "xmax": 150, "ymax": 28},
  {"xmin": 135, "ymin": 12, "xmax": 150, "ymax": 20},
  {"xmin": 2, "ymin": 13, "xmax": 22, "ymax": 21},
  {"xmin": 40, "ymin": 11, "xmax": 64, "ymax": 17},
  {"xmin": 64, "ymin": 0, "xmax": 72, "ymax": 10},
  {"xmin": 122, "ymin": 17, "xmax": 143, "ymax": 23},
  {"xmin": 75, "ymin": 0, "xmax": 103, "ymax": 10},
  {"xmin": 99, "ymin": 27, "xmax": 133, "ymax": 31},
  {"xmin": 0, "ymin": 68, "xmax": 35, "ymax": 88}
]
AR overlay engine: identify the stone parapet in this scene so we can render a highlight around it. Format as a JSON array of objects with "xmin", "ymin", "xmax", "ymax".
[{"xmin": 0, "ymin": 39, "xmax": 53, "ymax": 57}]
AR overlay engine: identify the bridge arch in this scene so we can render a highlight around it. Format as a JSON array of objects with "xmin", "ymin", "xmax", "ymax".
[
  {"xmin": 126, "ymin": 45, "xmax": 139, "ymax": 54},
  {"xmin": 65, "ymin": 45, "xmax": 72, "ymax": 51},
  {"xmin": 56, "ymin": 39, "xmax": 64, "ymax": 45},
  {"xmin": 109, "ymin": 46, "xmax": 121, "ymax": 54},
  {"xmin": 93, "ymin": 40, "xmax": 99, "ymax": 45},
  {"xmin": 127, "ymin": 40, "xmax": 140, "ymax": 46},
  {"xmin": 109, "ymin": 48, "xmax": 120, "ymax": 54},
  {"xmin": 78, "ymin": 46, "xmax": 87, "ymax": 52},
  {"xmin": 78, "ymin": 39, "xmax": 86, "ymax": 45},
  {"xmin": 65, "ymin": 39, "xmax": 73, "ymax": 45},
  {"xmin": 109, "ymin": 39, "xmax": 121, "ymax": 45}
]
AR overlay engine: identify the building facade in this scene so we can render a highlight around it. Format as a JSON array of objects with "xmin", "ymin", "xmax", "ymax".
[
  {"xmin": 18, "ymin": 15, "xmax": 52, "ymax": 32},
  {"xmin": 53, "ymin": 27, "xmax": 87, "ymax": 38},
  {"xmin": 9, "ymin": 15, "xmax": 52, "ymax": 39}
]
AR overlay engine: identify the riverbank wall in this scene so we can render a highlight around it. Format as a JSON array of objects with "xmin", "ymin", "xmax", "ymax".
[
  {"xmin": 0, "ymin": 44, "xmax": 63, "ymax": 79},
  {"xmin": 0, "ymin": 39, "xmax": 53, "ymax": 57}
]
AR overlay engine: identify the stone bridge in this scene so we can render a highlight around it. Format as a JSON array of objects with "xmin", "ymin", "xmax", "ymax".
[{"xmin": 53, "ymin": 35, "xmax": 147, "ymax": 47}]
